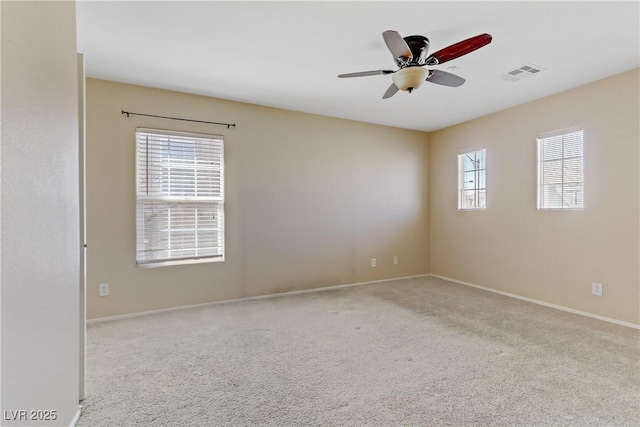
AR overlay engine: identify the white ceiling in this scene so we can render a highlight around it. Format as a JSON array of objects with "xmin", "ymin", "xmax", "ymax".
[{"xmin": 76, "ymin": 1, "xmax": 639, "ymax": 132}]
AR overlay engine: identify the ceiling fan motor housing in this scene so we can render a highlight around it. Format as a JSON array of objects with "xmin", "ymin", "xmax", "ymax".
[{"xmin": 402, "ymin": 35, "xmax": 430, "ymax": 66}]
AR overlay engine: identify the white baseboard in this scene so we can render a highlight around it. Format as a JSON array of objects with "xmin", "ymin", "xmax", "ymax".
[
  {"xmin": 87, "ymin": 273, "xmax": 431, "ymax": 324},
  {"xmin": 430, "ymin": 274, "xmax": 640, "ymax": 330},
  {"xmin": 69, "ymin": 407, "xmax": 82, "ymax": 427}
]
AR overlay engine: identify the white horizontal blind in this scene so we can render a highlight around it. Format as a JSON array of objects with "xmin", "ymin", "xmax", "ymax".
[
  {"xmin": 136, "ymin": 129, "xmax": 224, "ymax": 265},
  {"xmin": 538, "ymin": 128, "xmax": 583, "ymax": 209},
  {"xmin": 458, "ymin": 148, "xmax": 486, "ymax": 210}
]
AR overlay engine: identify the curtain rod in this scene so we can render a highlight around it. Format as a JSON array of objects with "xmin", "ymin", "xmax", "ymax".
[{"xmin": 121, "ymin": 110, "xmax": 236, "ymax": 129}]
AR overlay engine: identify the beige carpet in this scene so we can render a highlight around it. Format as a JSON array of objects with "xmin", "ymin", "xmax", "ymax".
[{"xmin": 78, "ymin": 276, "xmax": 640, "ymax": 426}]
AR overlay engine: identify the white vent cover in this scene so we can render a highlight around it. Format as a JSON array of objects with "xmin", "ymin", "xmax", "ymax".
[{"xmin": 501, "ymin": 63, "xmax": 544, "ymax": 82}]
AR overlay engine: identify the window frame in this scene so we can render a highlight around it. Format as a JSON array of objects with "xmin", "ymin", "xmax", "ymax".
[
  {"xmin": 135, "ymin": 127, "xmax": 225, "ymax": 268},
  {"xmin": 457, "ymin": 147, "xmax": 487, "ymax": 211},
  {"xmin": 536, "ymin": 126, "xmax": 584, "ymax": 210}
]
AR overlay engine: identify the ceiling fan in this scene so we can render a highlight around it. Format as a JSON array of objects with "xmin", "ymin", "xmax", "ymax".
[{"xmin": 338, "ymin": 30, "xmax": 492, "ymax": 99}]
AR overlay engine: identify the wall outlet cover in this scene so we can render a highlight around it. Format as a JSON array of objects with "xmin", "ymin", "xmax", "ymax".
[
  {"xmin": 99, "ymin": 283, "xmax": 110, "ymax": 297},
  {"xmin": 591, "ymin": 282, "xmax": 603, "ymax": 296}
]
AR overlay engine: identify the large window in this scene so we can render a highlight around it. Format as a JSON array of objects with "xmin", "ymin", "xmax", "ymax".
[
  {"xmin": 458, "ymin": 148, "xmax": 486, "ymax": 210},
  {"xmin": 537, "ymin": 128, "xmax": 584, "ymax": 209},
  {"xmin": 136, "ymin": 128, "xmax": 224, "ymax": 266}
]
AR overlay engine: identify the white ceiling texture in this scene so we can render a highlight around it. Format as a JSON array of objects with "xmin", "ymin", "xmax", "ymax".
[{"xmin": 77, "ymin": 1, "xmax": 640, "ymax": 132}]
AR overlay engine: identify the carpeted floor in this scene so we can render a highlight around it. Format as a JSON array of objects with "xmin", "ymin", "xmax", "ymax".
[{"xmin": 78, "ymin": 276, "xmax": 640, "ymax": 426}]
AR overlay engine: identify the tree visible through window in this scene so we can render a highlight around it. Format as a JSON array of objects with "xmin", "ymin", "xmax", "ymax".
[
  {"xmin": 537, "ymin": 128, "xmax": 583, "ymax": 209},
  {"xmin": 458, "ymin": 148, "xmax": 486, "ymax": 210},
  {"xmin": 136, "ymin": 129, "xmax": 224, "ymax": 266}
]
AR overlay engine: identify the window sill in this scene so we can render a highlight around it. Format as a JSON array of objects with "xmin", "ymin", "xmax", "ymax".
[
  {"xmin": 136, "ymin": 256, "xmax": 224, "ymax": 269},
  {"xmin": 537, "ymin": 207, "xmax": 584, "ymax": 211}
]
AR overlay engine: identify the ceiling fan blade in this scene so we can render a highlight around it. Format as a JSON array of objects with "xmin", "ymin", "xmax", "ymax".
[
  {"xmin": 382, "ymin": 83, "xmax": 399, "ymax": 99},
  {"xmin": 382, "ymin": 30, "xmax": 413, "ymax": 65},
  {"xmin": 426, "ymin": 69, "xmax": 466, "ymax": 87},
  {"xmin": 338, "ymin": 70, "xmax": 394, "ymax": 78},
  {"xmin": 425, "ymin": 33, "xmax": 492, "ymax": 65}
]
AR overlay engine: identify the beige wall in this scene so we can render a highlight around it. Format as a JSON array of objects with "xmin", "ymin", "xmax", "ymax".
[
  {"xmin": 87, "ymin": 69, "xmax": 639, "ymax": 326},
  {"xmin": 1, "ymin": 1, "xmax": 80, "ymax": 425},
  {"xmin": 86, "ymin": 79, "xmax": 430, "ymax": 319},
  {"xmin": 429, "ymin": 69, "xmax": 639, "ymax": 325}
]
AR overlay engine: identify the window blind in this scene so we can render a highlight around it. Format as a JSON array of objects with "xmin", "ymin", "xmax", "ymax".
[
  {"xmin": 136, "ymin": 129, "xmax": 224, "ymax": 265},
  {"xmin": 538, "ymin": 128, "xmax": 583, "ymax": 209}
]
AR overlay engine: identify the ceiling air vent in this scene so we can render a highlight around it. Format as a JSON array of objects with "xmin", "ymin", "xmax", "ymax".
[{"xmin": 501, "ymin": 63, "xmax": 544, "ymax": 82}]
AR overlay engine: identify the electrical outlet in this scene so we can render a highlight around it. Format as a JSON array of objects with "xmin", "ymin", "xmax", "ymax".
[
  {"xmin": 393, "ymin": 256, "xmax": 398, "ymax": 265},
  {"xmin": 371, "ymin": 258, "xmax": 377, "ymax": 268},
  {"xmin": 98, "ymin": 283, "xmax": 110, "ymax": 297},
  {"xmin": 591, "ymin": 282, "xmax": 603, "ymax": 296}
]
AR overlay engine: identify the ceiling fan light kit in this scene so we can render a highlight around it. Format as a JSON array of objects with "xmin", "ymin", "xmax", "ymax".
[
  {"xmin": 392, "ymin": 67, "xmax": 429, "ymax": 92},
  {"xmin": 338, "ymin": 30, "xmax": 492, "ymax": 99}
]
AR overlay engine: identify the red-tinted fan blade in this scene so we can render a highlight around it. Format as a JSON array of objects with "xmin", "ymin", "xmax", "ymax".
[
  {"xmin": 382, "ymin": 30, "xmax": 412, "ymax": 65},
  {"xmin": 338, "ymin": 70, "xmax": 394, "ymax": 78},
  {"xmin": 426, "ymin": 33, "xmax": 492, "ymax": 65},
  {"xmin": 382, "ymin": 83, "xmax": 399, "ymax": 99},
  {"xmin": 426, "ymin": 70, "xmax": 466, "ymax": 87}
]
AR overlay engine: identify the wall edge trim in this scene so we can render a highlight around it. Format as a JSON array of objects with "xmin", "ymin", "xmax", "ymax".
[
  {"xmin": 430, "ymin": 274, "xmax": 640, "ymax": 330},
  {"xmin": 87, "ymin": 273, "xmax": 431, "ymax": 324},
  {"xmin": 70, "ymin": 407, "xmax": 82, "ymax": 427}
]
